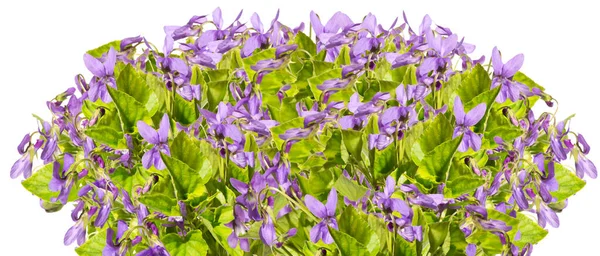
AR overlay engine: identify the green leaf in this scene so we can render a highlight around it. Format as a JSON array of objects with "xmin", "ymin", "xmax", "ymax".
[
  {"xmin": 338, "ymin": 207, "xmax": 380, "ymax": 255},
  {"xmin": 139, "ymin": 192, "xmax": 179, "ymax": 216},
  {"xmin": 110, "ymin": 166, "xmax": 147, "ymax": 195},
  {"xmin": 395, "ymin": 237, "xmax": 418, "ymax": 256},
  {"xmin": 84, "ymin": 126, "xmax": 123, "ymax": 149},
  {"xmin": 297, "ymin": 169, "xmax": 334, "ymax": 197},
  {"xmin": 428, "ymin": 222, "xmax": 450, "ymax": 254},
  {"xmin": 116, "ymin": 64, "xmax": 150, "ymax": 105},
  {"xmin": 466, "ymin": 229, "xmax": 503, "ymax": 255},
  {"xmin": 513, "ymin": 71, "xmax": 544, "ymax": 91},
  {"xmin": 288, "ymin": 139, "xmax": 314, "ymax": 164},
  {"xmin": 86, "ymin": 40, "xmax": 120, "ymax": 58},
  {"xmin": 258, "ymin": 69, "xmax": 297, "ymax": 95},
  {"xmin": 441, "ymin": 74, "xmax": 463, "ymax": 108},
  {"xmin": 335, "ymin": 45, "xmax": 351, "ymax": 66},
  {"xmin": 107, "ymin": 86, "xmax": 149, "ymax": 133},
  {"xmin": 444, "ymin": 175, "xmax": 485, "ymax": 198},
  {"xmin": 218, "ymin": 48, "xmax": 244, "ymax": 70},
  {"xmin": 551, "ymin": 163, "xmax": 586, "ymax": 201},
  {"xmin": 448, "ymin": 222, "xmax": 468, "ymax": 252},
  {"xmin": 411, "ymin": 114, "xmax": 453, "ymax": 164},
  {"xmin": 402, "ymin": 121, "xmax": 425, "ymax": 159},
  {"xmin": 334, "ymin": 175, "xmax": 368, "ymax": 201},
  {"xmin": 402, "ymin": 65, "xmax": 417, "ymax": 85},
  {"xmin": 513, "ymin": 212, "xmax": 548, "ymax": 247},
  {"xmin": 312, "ymin": 60, "xmax": 335, "ymax": 76},
  {"xmin": 342, "ymin": 129, "xmax": 363, "ymax": 160},
  {"xmin": 161, "ymin": 154, "xmax": 207, "ymax": 200},
  {"xmin": 206, "ymin": 80, "xmax": 228, "ymax": 111},
  {"xmin": 22, "ymin": 163, "xmax": 58, "ymax": 202},
  {"xmin": 84, "ymin": 106, "xmax": 124, "ymax": 148},
  {"xmin": 294, "ymin": 32, "xmax": 317, "ymax": 57},
  {"xmin": 204, "ymin": 69, "xmax": 231, "ymax": 82},
  {"xmin": 329, "ymin": 227, "xmax": 369, "ymax": 256},
  {"xmin": 416, "ymin": 136, "xmax": 462, "ymax": 184},
  {"xmin": 145, "ymin": 74, "xmax": 167, "ymax": 116},
  {"xmin": 373, "ymin": 144, "xmax": 397, "ymax": 179},
  {"xmin": 323, "ymin": 129, "xmax": 345, "ymax": 166},
  {"xmin": 172, "ymin": 92, "xmax": 199, "ymax": 125},
  {"xmin": 267, "ymin": 96, "xmax": 299, "ymax": 123},
  {"xmin": 456, "ymin": 64, "xmax": 491, "ymax": 104},
  {"xmin": 484, "ymin": 127, "xmax": 524, "ymax": 146},
  {"xmin": 75, "ymin": 229, "xmax": 107, "ymax": 255},
  {"xmin": 162, "ymin": 231, "xmax": 209, "ymax": 256}
]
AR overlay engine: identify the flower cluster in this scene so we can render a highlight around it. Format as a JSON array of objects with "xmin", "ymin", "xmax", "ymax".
[{"xmin": 10, "ymin": 8, "xmax": 596, "ymax": 256}]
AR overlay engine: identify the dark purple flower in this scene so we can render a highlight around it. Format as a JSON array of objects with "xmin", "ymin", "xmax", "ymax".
[
  {"xmin": 453, "ymin": 96, "xmax": 486, "ymax": 152},
  {"xmin": 137, "ymin": 114, "xmax": 171, "ymax": 170},
  {"xmin": 305, "ymin": 188, "xmax": 338, "ymax": 244}
]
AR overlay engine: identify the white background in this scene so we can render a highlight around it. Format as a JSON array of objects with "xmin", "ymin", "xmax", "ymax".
[{"xmin": 0, "ymin": 0, "xmax": 598, "ymax": 255}]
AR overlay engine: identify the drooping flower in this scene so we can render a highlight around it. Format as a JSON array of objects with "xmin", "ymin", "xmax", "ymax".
[
  {"xmin": 305, "ymin": 188, "xmax": 338, "ymax": 244},
  {"xmin": 259, "ymin": 215, "xmax": 277, "ymax": 246},
  {"xmin": 574, "ymin": 134, "xmax": 597, "ymax": 179},
  {"xmin": 137, "ymin": 113, "xmax": 171, "ymax": 170},
  {"xmin": 64, "ymin": 220, "xmax": 86, "ymax": 246},
  {"xmin": 49, "ymin": 153, "xmax": 76, "ymax": 204},
  {"xmin": 103, "ymin": 220, "xmax": 129, "ymax": 256},
  {"xmin": 453, "ymin": 96, "xmax": 486, "ymax": 152}
]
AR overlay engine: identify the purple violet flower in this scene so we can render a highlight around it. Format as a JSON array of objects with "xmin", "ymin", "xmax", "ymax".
[
  {"xmin": 453, "ymin": 96, "xmax": 486, "ymax": 152},
  {"xmin": 137, "ymin": 113, "xmax": 171, "ymax": 170},
  {"xmin": 491, "ymin": 47, "xmax": 531, "ymax": 103},
  {"xmin": 305, "ymin": 188, "xmax": 338, "ymax": 244}
]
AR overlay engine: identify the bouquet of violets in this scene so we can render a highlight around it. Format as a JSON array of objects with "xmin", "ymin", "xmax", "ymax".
[{"xmin": 9, "ymin": 7, "xmax": 597, "ymax": 256}]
